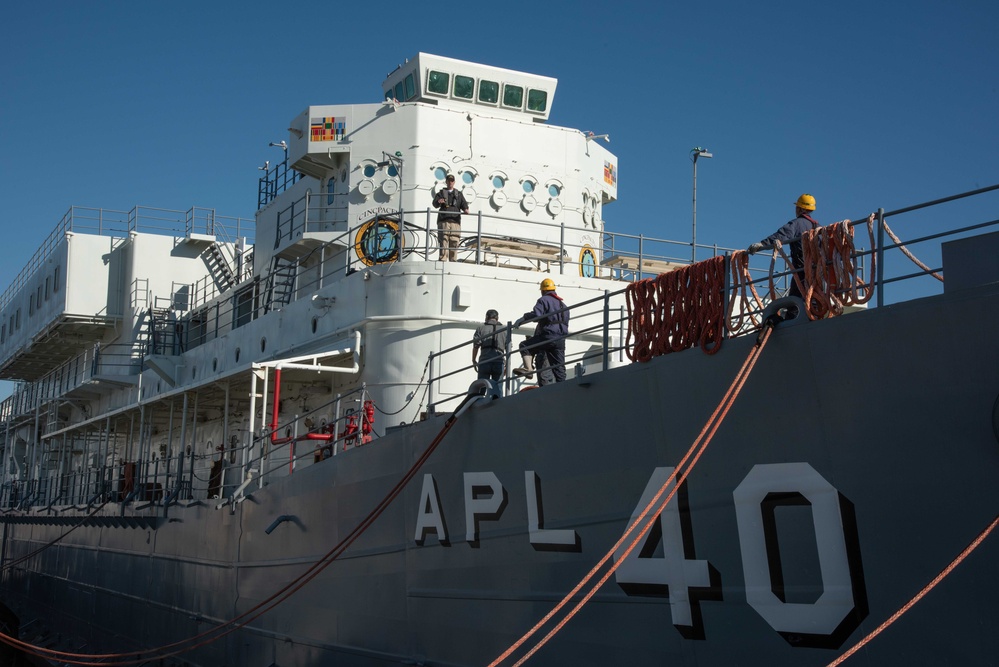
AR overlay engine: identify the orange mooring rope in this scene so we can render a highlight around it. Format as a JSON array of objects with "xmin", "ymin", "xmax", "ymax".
[
  {"xmin": 826, "ymin": 514, "xmax": 999, "ymax": 666},
  {"xmin": 489, "ymin": 324, "xmax": 776, "ymax": 667},
  {"xmin": 881, "ymin": 216, "xmax": 944, "ymax": 281},
  {"xmin": 0, "ymin": 392, "xmax": 483, "ymax": 666}
]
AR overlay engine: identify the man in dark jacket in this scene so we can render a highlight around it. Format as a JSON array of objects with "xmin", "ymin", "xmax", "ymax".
[
  {"xmin": 432, "ymin": 174, "xmax": 470, "ymax": 261},
  {"xmin": 513, "ymin": 278, "xmax": 570, "ymax": 385},
  {"xmin": 748, "ymin": 193, "xmax": 820, "ymax": 298},
  {"xmin": 472, "ymin": 309, "xmax": 507, "ymax": 384}
]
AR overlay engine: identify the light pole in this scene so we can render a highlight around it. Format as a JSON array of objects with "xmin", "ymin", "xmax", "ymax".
[{"xmin": 690, "ymin": 147, "xmax": 712, "ymax": 263}]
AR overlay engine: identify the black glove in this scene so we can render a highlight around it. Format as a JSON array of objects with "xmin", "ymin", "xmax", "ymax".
[{"xmin": 747, "ymin": 242, "xmax": 765, "ymax": 254}]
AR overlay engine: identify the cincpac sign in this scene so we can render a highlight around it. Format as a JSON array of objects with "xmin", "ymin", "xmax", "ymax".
[{"xmin": 413, "ymin": 462, "xmax": 866, "ymax": 648}]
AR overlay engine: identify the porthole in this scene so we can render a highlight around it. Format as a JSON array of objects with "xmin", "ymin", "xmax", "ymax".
[
  {"xmin": 312, "ymin": 316, "xmax": 319, "ymax": 334},
  {"xmin": 462, "ymin": 171, "xmax": 476, "ymax": 185},
  {"xmin": 434, "ymin": 166, "xmax": 448, "ymax": 181},
  {"xmin": 522, "ymin": 180, "xmax": 535, "ymax": 194},
  {"xmin": 363, "ymin": 164, "xmax": 376, "ymax": 178},
  {"xmin": 387, "ymin": 164, "xmax": 399, "ymax": 177},
  {"xmin": 492, "ymin": 175, "xmax": 506, "ymax": 188},
  {"xmin": 235, "ymin": 347, "xmax": 241, "ymax": 363},
  {"xmin": 548, "ymin": 183, "xmax": 561, "ymax": 197},
  {"xmin": 260, "ymin": 338, "xmax": 267, "ymax": 353}
]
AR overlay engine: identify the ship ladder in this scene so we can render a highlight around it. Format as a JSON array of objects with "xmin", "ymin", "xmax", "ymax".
[{"xmin": 205, "ymin": 242, "xmax": 236, "ymax": 292}]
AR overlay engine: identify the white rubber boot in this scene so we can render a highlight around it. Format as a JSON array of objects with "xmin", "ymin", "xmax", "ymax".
[{"xmin": 513, "ymin": 353, "xmax": 535, "ymax": 379}]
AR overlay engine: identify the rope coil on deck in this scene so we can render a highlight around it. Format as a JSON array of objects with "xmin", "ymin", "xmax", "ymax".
[
  {"xmin": 626, "ymin": 216, "xmax": 881, "ymax": 361},
  {"xmin": 624, "ymin": 255, "xmax": 727, "ymax": 361}
]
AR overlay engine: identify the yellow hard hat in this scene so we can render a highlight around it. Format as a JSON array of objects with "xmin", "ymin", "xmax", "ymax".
[
  {"xmin": 795, "ymin": 194, "xmax": 817, "ymax": 211},
  {"xmin": 540, "ymin": 278, "xmax": 556, "ymax": 291}
]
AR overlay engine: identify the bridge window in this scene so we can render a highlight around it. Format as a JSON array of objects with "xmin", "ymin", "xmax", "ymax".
[
  {"xmin": 427, "ymin": 70, "xmax": 449, "ymax": 95},
  {"xmin": 479, "ymin": 80, "xmax": 499, "ymax": 104},
  {"xmin": 404, "ymin": 73, "xmax": 416, "ymax": 100},
  {"xmin": 54, "ymin": 266, "xmax": 61, "ymax": 292},
  {"xmin": 503, "ymin": 84, "xmax": 524, "ymax": 109},
  {"xmin": 454, "ymin": 75, "xmax": 474, "ymax": 99},
  {"xmin": 394, "ymin": 82, "xmax": 404, "ymax": 101},
  {"xmin": 528, "ymin": 89, "xmax": 548, "ymax": 113}
]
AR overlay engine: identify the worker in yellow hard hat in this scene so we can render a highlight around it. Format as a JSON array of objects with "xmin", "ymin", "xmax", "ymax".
[
  {"xmin": 512, "ymin": 278, "xmax": 570, "ymax": 385},
  {"xmin": 747, "ymin": 194, "xmax": 820, "ymax": 299}
]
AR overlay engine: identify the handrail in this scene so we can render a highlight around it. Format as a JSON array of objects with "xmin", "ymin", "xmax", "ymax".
[
  {"xmin": 1, "ymin": 184, "xmax": 997, "ymax": 508},
  {"xmin": 0, "ymin": 205, "xmax": 253, "ymax": 314}
]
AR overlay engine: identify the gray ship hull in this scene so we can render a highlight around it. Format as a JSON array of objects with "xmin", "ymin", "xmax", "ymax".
[{"xmin": 3, "ymin": 280, "xmax": 999, "ymax": 666}]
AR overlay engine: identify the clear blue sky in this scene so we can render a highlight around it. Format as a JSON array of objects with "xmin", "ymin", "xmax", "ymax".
[{"xmin": 1, "ymin": 0, "xmax": 997, "ymax": 398}]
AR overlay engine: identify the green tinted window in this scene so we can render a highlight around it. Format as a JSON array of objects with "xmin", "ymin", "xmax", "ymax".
[
  {"xmin": 479, "ymin": 80, "xmax": 499, "ymax": 104},
  {"xmin": 527, "ymin": 89, "xmax": 548, "ymax": 112},
  {"xmin": 394, "ymin": 82, "xmax": 404, "ymax": 101},
  {"xmin": 503, "ymin": 84, "xmax": 524, "ymax": 108},
  {"xmin": 454, "ymin": 75, "xmax": 474, "ymax": 99},
  {"xmin": 428, "ymin": 70, "xmax": 449, "ymax": 95},
  {"xmin": 404, "ymin": 74, "xmax": 416, "ymax": 100}
]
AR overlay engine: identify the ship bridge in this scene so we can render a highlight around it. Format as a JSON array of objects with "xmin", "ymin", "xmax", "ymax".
[{"xmin": 381, "ymin": 53, "xmax": 557, "ymax": 121}]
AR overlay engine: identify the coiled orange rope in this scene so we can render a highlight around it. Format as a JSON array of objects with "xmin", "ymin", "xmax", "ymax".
[
  {"xmin": 625, "ymin": 216, "xmax": 879, "ymax": 360},
  {"xmin": 624, "ymin": 256, "xmax": 727, "ymax": 361},
  {"xmin": 798, "ymin": 215, "xmax": 877, "ymax": 319}
]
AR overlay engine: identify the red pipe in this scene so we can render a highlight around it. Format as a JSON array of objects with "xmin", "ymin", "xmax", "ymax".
[{"xmin": 270, "ymin": 368, "xmax": 283, "ymax": 445}]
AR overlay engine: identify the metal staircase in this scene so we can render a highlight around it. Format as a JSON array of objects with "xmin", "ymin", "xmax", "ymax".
[
  {"xmin": 144, "ymin": 306, "xmax": 176, "ymax": 356},
  {"xmin": 264, "ymin": 257, "xmax": 297, "ymax": 313},
  {"xmin": 204, "ymin": 242, "xmax": 236, "ymax": 292}
]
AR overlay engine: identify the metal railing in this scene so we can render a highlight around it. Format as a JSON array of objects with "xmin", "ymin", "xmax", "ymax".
[
  {"xmin": 0, "ymin": 205, "xmax": 253, "ymax": 314},
  {"xmin": 1, "ymin": 184, "xmax": 997, "ymax": 510}
]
